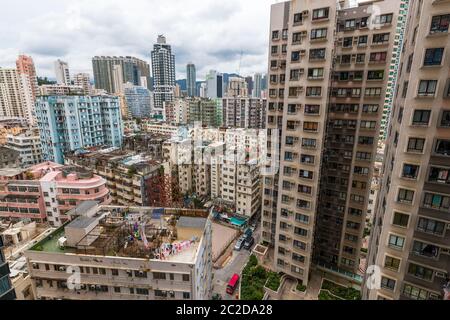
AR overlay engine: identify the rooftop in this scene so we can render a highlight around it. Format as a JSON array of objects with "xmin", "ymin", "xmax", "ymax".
[{"xmin": 30, "ymin": 205, "xmax": 210, "ymax": 264}]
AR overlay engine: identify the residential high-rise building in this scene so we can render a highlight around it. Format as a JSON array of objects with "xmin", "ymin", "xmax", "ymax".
[
  {"xmin": 227, "ymin": 77, "xmax": 248, "ymax": 97},
  {"xmin": 261, "ymin": 0, "xmax": 403, "ymax": 287},
  {"xmin": 123, "ymin": 83, "xmax": 153, "ymax": 119},
  {"xmin": 187, "ymin": 63, "xmax": 197, "ymax": 97},
  {"xmin": 54, "ymin": 59, "xmax": 71, "ymax": 85},
  {"xmin": 0, "ymin": 162, "xmax": 111, "ymax": 226},
  {"xmin": 189, "ymin": 98, "xmax": 223, "ymax": 127},
  {"xmin": 6, "ymin": 129, "xmax": 42, "ymax": 167},
  {"xmin": 151, "ymin": 35, "xmax": 176, "ymax": 114},
  {"xmin": 0, "ymin": 234, "xmax": 16, "ymax": 300},
  {"xmin": 25, "ymin": 203, "xmax": 213, "ymax": 300},
  {"xmin": 35, "ymin": 95, "xmax": 123, "ymax": 164},
  {"xmin": 205, "ymin": 70, "xmax": 224, "ymax": 99},
  {"xmin": 245, "ymin": 76, "xmax": 254, "ymax": 97},
  {"xmin": 73, "ymin": 73, "xmax": 92, "ymax": 95},
  {"xmin": 223, "ymin": 97, "xmax": 267, "ymax": 129},
  {"xmin": 92, "ymin": 56, "xmax": 151, "ymax": 94},
  {"xmin": 364, "ymin": 0, "xmax": 450, "ymax": 301},
  {"xmin": 254, "ymin": 73, "xmax": 263, "ymax": 98},
  {"xmin": 16, "ymin": 55, "xmax": 38, "ymax": 100},
  {"xmin": 0, "ymin": 68, "xmax": 34, "ymax": 124}
]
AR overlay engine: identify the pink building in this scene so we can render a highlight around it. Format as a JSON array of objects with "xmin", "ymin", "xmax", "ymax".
[{"xmin": 0, "ymin": 162, "xmax": 111, "ymax": 226}]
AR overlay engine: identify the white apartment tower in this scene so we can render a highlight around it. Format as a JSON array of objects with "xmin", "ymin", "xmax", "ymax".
[{"xmin": 54, "ymin": 59, "xmax": 71, "ymax": 85}]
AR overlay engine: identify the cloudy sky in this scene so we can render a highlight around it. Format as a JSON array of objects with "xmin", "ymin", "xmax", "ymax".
[{"xmin": 0, "ymin": 0, "xmax": 277, "ymax": 80}]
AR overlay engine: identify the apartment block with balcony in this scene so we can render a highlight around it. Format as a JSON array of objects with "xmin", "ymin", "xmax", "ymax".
[
  {"xmin": 365, "ymin": 0, "xmax": 450, "ymax": 300},
  {"xmin": 6, "ymin": 129, "xmax": 42, "ymax": 167},
  {"xmin": 0, "ymin": 162, "xmax": 111, "ymax": 226},
  {"xmin": 25, "ymin": 204, "xmax": 213, "ymax": 300}
]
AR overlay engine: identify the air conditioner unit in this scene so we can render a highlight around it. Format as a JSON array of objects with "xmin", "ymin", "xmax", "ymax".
[
  {"xmin": 59, "ymin": 266, "xmax": 66, "ymax": 272},
  {"xmin": 302, "ymin": 10, "xmax": 309, "ymax": 16},
  {"xmin": 435, "ymin": 271, "xmax": 447, "ymax": 278}
]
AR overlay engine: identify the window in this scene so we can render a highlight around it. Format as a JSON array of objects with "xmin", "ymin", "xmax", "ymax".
[
  {"xmin": 424, "ymin": 48, "xmax": 444, "ymax": 66},
  {"xmin": 372, "ymin": 33, "xmax": 390, "ymax": 44},
  {"xmin": 435, "ymin": 139, "xmax": 450, "ymax": 156},
  {"xmin": 370, "ymin": 52, "xmax": 387, "ymax": 63},
  {"xmin": 408, "ymin": 263, "xmax": 434, "ymax": 281},
  {"xmin": 293, "ymin": 240, "xmax": 307, "ymax": 250},
  {"xmin": 360, "ymin": 121, "xmax": 376, "ymax": 129},
  {"xmin": 393, "ymin": 212, "xmax": 409, "ymax": 227},
  {"xmin": 290, "ymin": 69, "xmax": 300, "ymax": 81},
  {"xmin": 417, "ymin": 217, "xmax": 445, "ymax": 236},
  {"xmin": 308, "ymin": 68, "xmax": 324, "ymax": 79},
  {"xmin": 412, "ymin": 110, "xmax": 431, "ymax": 125},
  {"xmin": 364, "ymin": 87, "xmax": 382, "ymax": 97},
  {"xmin": 136, "ymin": 288, "xmax": 149, "ymax": 295},
  {"xmin": 358, "ymin": 35, "xmax": 368, "ymax": 46},
  {"xmin": 294, "ymin": 13, "xmax": 303, "ymax": 24},
  {"xmin": 312, "ymin": 7, "xmax": 329, "ymax": 20},
  {"xmin": 362, "ymin": 104, "xmax": 379, "ymax": 113},
  {"xmin": 301, "ymin": 154, "xmax": 315, "ymax": 164},
  {"xmin": 418, "ymin": 80, "xmax": 437, "ymax": 97},
  {"xmin": 381, "ymin": 277, "xmax": 396, "ymax": 291},
  {"xmin": 412, "ymin": 241, "xmax": 439, "ymax": 259},
  {"xmin": 303, "ymin": 122, "xmax": 318, "ymax": 132},
  {"xmin": 292, "ymin": 32, "xmax": 303, "ymax": 44},
  {"xmin": 428, "ymin": 166, "xmax": 450, "ymax": 184},
  {"xmin": 397, "ymin": 188, "xmax": 414, "ymax": 204},
  {"xmin": 367, "ymin": 70, "xmax": 384, "ymax": 80},
  {"xmin": 423, "ymin": 193, "xmax": 450, "ymax": 211},
  {"xmin": 430, "ymin": 14, "xmax": 450, "ymax": 34},
  {"xmin": 402, "ymin": 284, "xmax": 430, "ymax": 300},
  {"xmin": 272, "ymin": 30, "xmax": 279, "ymax": 40},
  {"xmin": 441, "ymin": 111, "xmax": 450, "ymax": 127},
  {"xmin": 407, "ymin": 138, "xmax": 425, "ymax": 153},
  {"xmin": 153, "ymin": 272, "xmax": 166, "ymax": 280},
  {"xmin": 296, "ymin": 213, "xmax": 310, "ymax": 223},
  {"xmin": 345, "ymin": 19, "xmax": 356, "ymax": 30},
  {"xmin": 294, "ymin": 227, "xmax": 308, "ymax": 237},
  {"xmin": 291, "ymin": 51, "xmax": 301, "ymax": 62},
  {"xmin": 302, "ymin": 138, "xmax": 316, "ymax": 149},
  {"xmin": 311, "ymin": 28, "xmax": 327, "ymax": 40},
  {"xmin": 309, "ymin": 48, "xmax": 326, "ymax": 61},
  {"xmin": 183, "ymin": 292, "xmax": 191, "ymax": 299},
  {"xmin": 375, "ymin": 13, "xmax": 393, "ymax": 25},
  {"xmin": 306, "ymin": 87, "xmax": 322, "ymax": 97},
  {"xmin": 402, "ymin": 164, "xmax": 419, "ymax": 179},
  {"xmin": 182, "ymin": 274, "xmax": 190, "ymax": 282},
  {"xmin": 388, "ymin": 234, "xmax": 405, "ymax": 250},
  {"xmin": 271, "ymin": 45, "xmax": 278, "ymax": 54},
  {"xmin": 305, "ymin": 104, "xmax": 320, "ymax": 115},
  {"xmin": 384, "ymin": 256, "xmax": 401, "ymax": 271}
]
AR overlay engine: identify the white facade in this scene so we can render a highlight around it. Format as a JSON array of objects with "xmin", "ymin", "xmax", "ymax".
[{"xmin": 54, "ymin": 60, "xmax": 71, "ymax": 85}]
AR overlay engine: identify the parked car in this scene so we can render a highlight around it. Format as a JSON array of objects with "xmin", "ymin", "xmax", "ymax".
[
  {"xmin": 234, "ymin": 237, "xmax": 245, "ymax": 251},
  {"xmin": 244, "ymin": 237, "xmax": 255, "ymax": 250}
]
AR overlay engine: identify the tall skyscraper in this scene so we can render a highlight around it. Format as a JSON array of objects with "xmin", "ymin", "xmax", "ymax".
[
  {"xmin": 187, "ymin": 63, "xmax": 197, "ymax": 97},
  {"xmin": 205, "ymin": 70, "xmax": 224, "ymax": 99},
  {"xmin": 151, "ymin": 35, "xmax": 176, "ymax": 114},
  {"xmin": 0, "ymin": 234, "xmax": 16, "ymax": 300},
  {"xmin": 364, "ymin": 0, "xmax": 450, "ymax": 301},
  {"xmin": 16, "ymin": 55, "xmax": 38, "ymax": 100},
  {"xmin": 92, "ymin": 56, "xmax": 151, "ymax": 94},
  {"xmin": 254, "ymin": 73, "xmax": 263, "ymax": 98},
  {"xmin": 54, "ymin": 59, "xmax": 71, "ymax": 85},
  {"xmin": 35, "ymin": 95, "xmax": 123, "ymax": 164},
  {"xmin": 261, "ymin": 0, "xmax": 403, "ymax": 287}
]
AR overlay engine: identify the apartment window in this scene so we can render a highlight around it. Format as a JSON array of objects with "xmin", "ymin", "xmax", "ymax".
[
  {"xmin": 346, "ymin": 221, "xmax": 360, "ymax": 230},
  {"xmin": 435, "ymin": 139, "xmax": 450, "ymax": 156},
  {"xmin": 397, "ymin": 188, "xmax": 414, "ymax": 204},
  {"xmin": 424, "ymin": 48, "xmax": 444, "ymax": 66},
  {"xmin": 375, "ymin": 13, "xmax": 393, "ymax": 25},
  {"xmin": 381, "ymin": 277, "xmax": 396, "ymax": 291},
  {"xmin": 345, "ymin": 233, "xmax": 358, "ymax": 243},
  {"xmin": 388, "ymin": 234, "xmax": 405, "ymax": 250},
  {"xmin": 345, "ymin": 19, "xmax": 356, "ymax": 30},
  {"xmin": 407, "ymin": 138, "xmax": 425, "ymax": 153},
  {"xmin": 296, "ymin": 213, "xmax": 310, "ymax": 224},
  {"xmin": 306, "ymin": 87, "xmax": 322, "ymax": 97},
  {"xmin": 299, "ymin": 169, "xmax": 313, "ymax": 179},
  {"xmin": 372, "ymin": 33, "xmax": 390, "ymax": 44},
  {"xmin": 302, "ymin": 138, "xmax": 316, "ymax": 148},
  {"xmin": 417, "ymin": 217, "xmax": 445, "ymax": 236},
  {"xmin": 291, "ymin": 51, "xmax": 301, "ymax": 62},
  {"xmin": 182, "ymin": 274, "xmax": 190, "ymax": 282},
  {"xmin": 309, "ymin": 48, "xmax": 326, "ymax": 61},
  {"xmin": 367, "ymin": 70, "xmax": 384, "ymax": 80},
  {"xmin": 356, "ymin": 152, "xmax": 371, "ymax": 161},
  {"xmin": 402, "ymin": 164, "xmax": 419, "ymax": 179},
  {"xmin": 271, "ymin": 46, "xmax": 278, "ymax": 54},
  {"xmin": 270, "ymin": 60, "xmax": 277, "ymax": 69},
  {"xmin": 408, "ymin": 263, "xmax": 434, "ymax": 281},
  {"xmin": 365, "ymin": 87, "xmax": 382, "ymax": 97},
  {"xmin": 423, "ymin": 193, "xmax": 450, "ymax": 211},
  {"xmin": 393, "ymin": 212, "xmax": 409, "ymax": 227},
  {"xmin": 312, "ymin": 7, "xmax": 329, "ymax": 20},
  {"xmin": 402, "ymin": 284, "xmax": 429, "ymax": 300},
  {"xmin": 305, "ymin": 104, "xmax": 320, "ymax": 115},
  {"xmin": 272, "ymin": 30, "xmax": 279, "ymax": 40},
  {"xmin": 354, "ymin": 166, "xmax": 369, "ymax": 175},
  {"xmin": 358, "ymin": 136, "xmax": 374, "ymax": 145},
  {"xmin": 308, "ymin": 68, "xmax": 324, "ymax": 79},
  {"xmin": 418, "ymin": 80, "xmax": 437, "ymax": 97},
  {"xmin": 293, "ymin": 240, "xmax": 307, "ymax": 251},
  {"xmin": 183, "ymin": 292, "xmax": 191, "ymax": 299},
  {"xmin": 343, "ymin": 37, "xmax": 353, "ymax": 48},
  {"xmin": 412, "ymin": 241, "xmax": 439, "ymax": 259},
  {"xmin": 294, "ymin": 13, "xmax": 303, "ymax": 24},
  {"xmin": 292, "ymin": 253, "xmax": 306, "ymax": 264},
  {"xmin": 362, "ymin": 104, "xmax": 379, "ymax": 113},
  {"xmin": 153, "ymin": 272, "xmax": 166, "ymax": 280},
  {"xmin": 303, "ymin": 122, "xmax": 318, "ymax": 132},
  {"xmin": 360, "ymin": 121, "xmax": 376, "ymax": 129},
  {"xmin": 310, "ymin": 28, "xmax": 327, "ymax": 40},
  {"xmin": 294, "ymin": 227, "xmax": 308, "ymax": 237},
  {"xmin": 358, "ymin": 35, "xmax": 368, "ymax": 46},
  {"xmin": 370, "ymin": 52, "xmax": 387, "ymax": 63},
  {"xmin": 412, "ymin": 110, "xmax": 431, "ymax": 126},
  {"xmin": 406, "ymin": 54, "xmax": 414, "ymax": 73},
  {"xmin": 441, "ymin": 111, "xmax": 450, "ymax": 127},
  {"xmin": 430, "ymin": 14, "xmax": 450, "ymax": 34},
  {"xmin": 384, "ymin": 256, "xmax": 400, "ymax": 271},
  {"xmin": 301, "ymin": 154, "xmax": 315, "ymax": 164},
  {"xmin": 428, "ymin": 166, "xmax": 450, "ymax": 184},
  {"xmin": 402, "ymin": 81, "xmax": 409, "ymax": 98},
  {"xmin": 290, "ymin": 69, "xmax": 300, "ymax": 81},
  {"xmin": 292, "ymin": 32, "xmax": 303, "ymax": 44}
]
